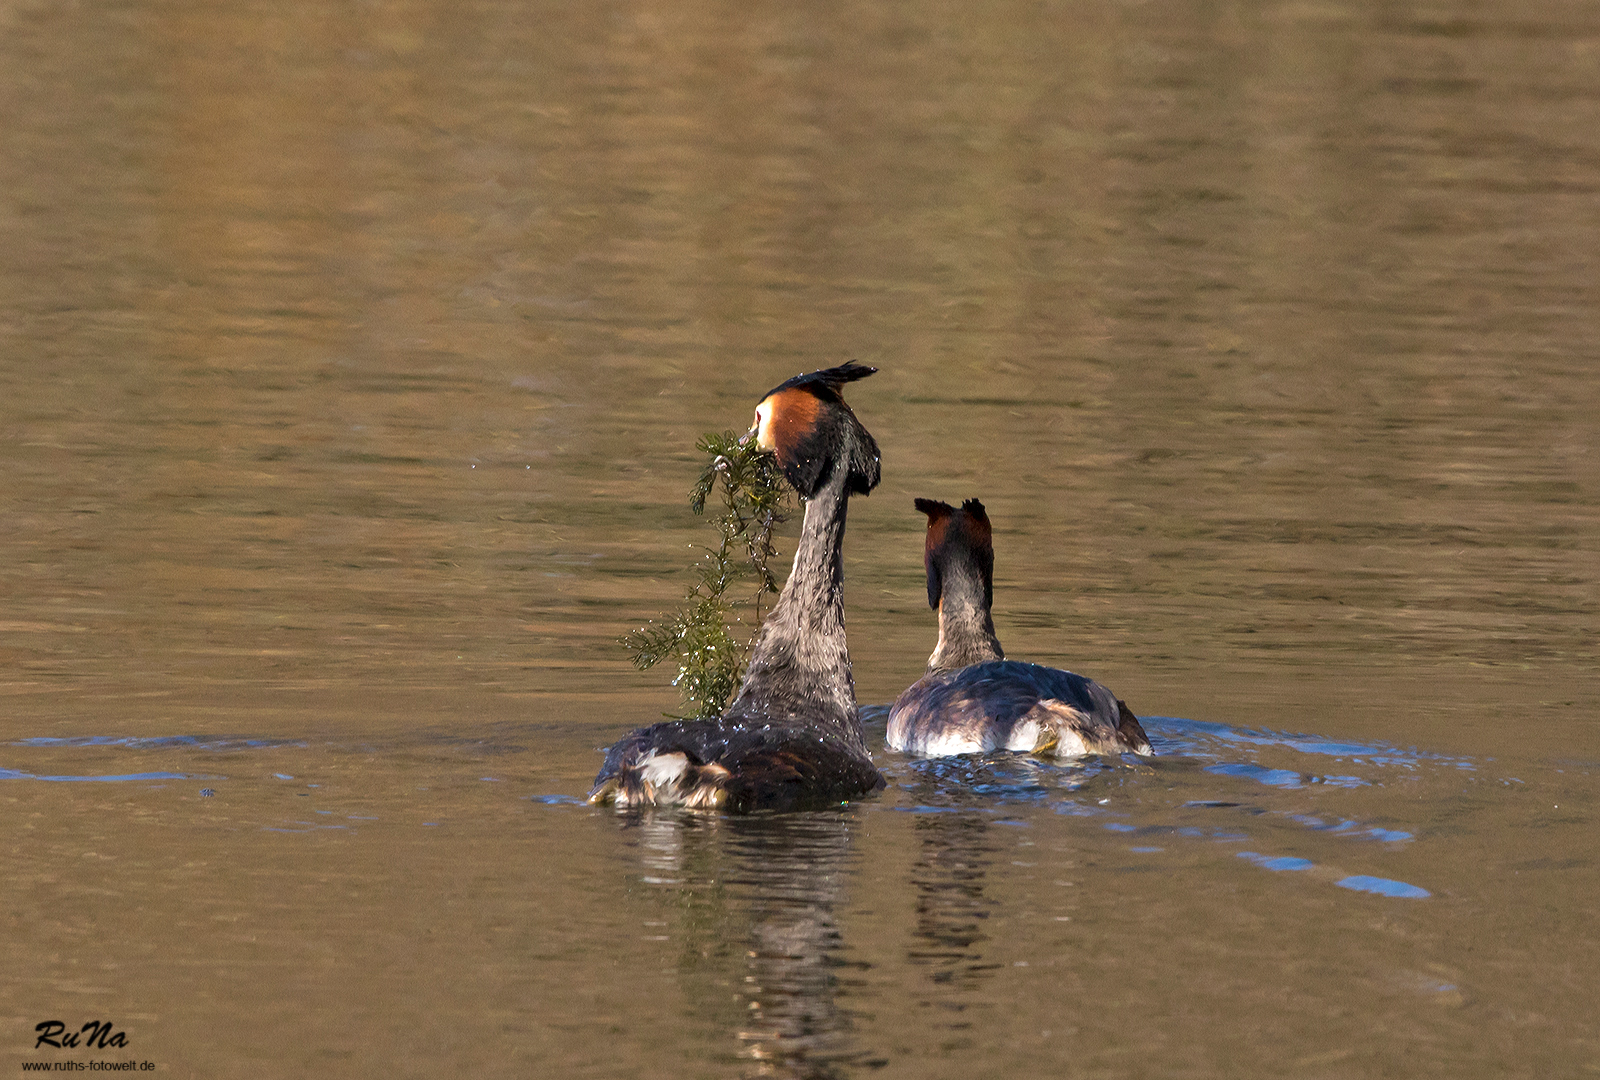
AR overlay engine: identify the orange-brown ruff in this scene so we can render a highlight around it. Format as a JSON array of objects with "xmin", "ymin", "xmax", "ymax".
[
  {"xmin": 886, "ymin": 498, "xmax": 1152, "ymax": 758},
  {"xmin": 588, "ymin": 362, "xmax": 886, "ymax": 812}
]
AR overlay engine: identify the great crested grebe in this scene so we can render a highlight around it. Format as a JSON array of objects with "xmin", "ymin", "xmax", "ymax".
[
  {"xmin": 588, "ymin": 362, "xmax": 887, "ymax": 811},
  {"xmin": 886, "ymin": 498, "xmax": 1152, "ymax": 758}
]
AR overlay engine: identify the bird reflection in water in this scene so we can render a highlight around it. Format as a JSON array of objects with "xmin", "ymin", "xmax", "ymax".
[
  {"xmin": 903, "ymin": 797, "xmax": 1006, "ymax": 1044},
  {"xmin": 617, "ymin": 811, "xmax": 882, "ymax": 1079}
]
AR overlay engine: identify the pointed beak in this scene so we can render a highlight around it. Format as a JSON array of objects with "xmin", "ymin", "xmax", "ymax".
[{"xmin": 738, "ymin": 428, "xmax": 755, "ymax": 447}]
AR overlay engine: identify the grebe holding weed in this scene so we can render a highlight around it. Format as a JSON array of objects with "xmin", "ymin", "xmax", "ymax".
[{"xmin": 589, "ymin": 363, "xmax": 886, "ymax": 811}]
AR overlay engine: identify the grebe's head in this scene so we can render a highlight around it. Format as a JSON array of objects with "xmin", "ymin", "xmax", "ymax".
[
  {"xmin": 914, "ymin": 497, "xmax": 994, "ymax": 612},
  {"xmin": 750, "ymin": 361, "xmax": 880, "ymax": 499}
]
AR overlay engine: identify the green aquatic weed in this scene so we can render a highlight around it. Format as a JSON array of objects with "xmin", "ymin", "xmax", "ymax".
[{"xmin": 623, "ymin": 431, "xmax": 791, "ymax": 719}]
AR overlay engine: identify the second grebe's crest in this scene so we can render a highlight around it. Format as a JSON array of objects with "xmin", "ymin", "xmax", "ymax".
[
  {"xmin": 752, "ymin": 362, "xmax": 881, "ymax": 499},
  {"xmin": 915, "ymin": 497, "xmax": 994, "ymax": 611}
]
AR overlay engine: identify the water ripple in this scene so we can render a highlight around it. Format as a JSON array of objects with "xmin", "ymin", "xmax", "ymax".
[
  {"xmin": 0, "ymin": 767, "xmax": 191, "ymax": 783},
  {"xmin": 876, "ymin": 713, "xmax": 1458, "ymax": 902}
]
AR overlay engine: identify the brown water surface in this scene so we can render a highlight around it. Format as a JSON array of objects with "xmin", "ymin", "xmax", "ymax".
[{"xmin": 2, "ymin": 0, "xmax": 1597, "ymax": 1076}]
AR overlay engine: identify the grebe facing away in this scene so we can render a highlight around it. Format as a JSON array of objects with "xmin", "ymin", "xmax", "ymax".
[
  {"xmin": 887, "ymin": 498, "xmax": 1152, "ymax": 758},
  {"xmin": 588, "ymin": 362, "xmax": 887, "ymax": 812}
]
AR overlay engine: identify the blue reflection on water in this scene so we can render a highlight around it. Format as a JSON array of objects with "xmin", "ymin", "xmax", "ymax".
[
  {"xmin": 1206, "ymin": 762, "xmax": 1307, "ymax": 788},
  {"xmin": 1365, "ymin": 827, "xmax": 1412, "ymax": 842},
  {"xmin": 17, "ymin": 735, "xmax": 307, "ymax": 750},
  {"xmin": 1238, "ymin": 852, "xmax": 1314, "ymax": 872},
  {"xmin": 531, "ymin": 794, "xmax": 587, "ymax": 806},
  {"xmin": 1, "ymin": 768, "xmax": 190, "ymax": 782},
  {"xmin": 870, "ymin": 711, "xmax": 1468, "ymax": 904},
  {"xmin": 1152, "ymin": 717, "xmax": 1472, "ymax": 772},
  {"xmin": 1289, "ymin": 814, "xmax": 1413, "ymax": 843},
  {"xmin": 1336, "ymin": 875, "xmax": 1431, "ymax": 899}
]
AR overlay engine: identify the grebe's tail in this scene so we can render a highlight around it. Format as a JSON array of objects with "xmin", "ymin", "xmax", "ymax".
[{"xmin": 1116, "ymin": 699, "xmax": 1152, "ymax": 754}]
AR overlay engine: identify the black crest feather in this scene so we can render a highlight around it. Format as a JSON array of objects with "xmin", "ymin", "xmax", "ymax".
[{"xmin": 761, "ymin": 361, "xmax": 877, "ymax": 403}]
